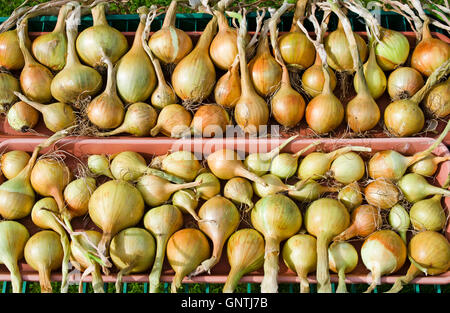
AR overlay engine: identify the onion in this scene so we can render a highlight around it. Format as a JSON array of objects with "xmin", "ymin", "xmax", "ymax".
[
  {"xmin": 31, "ymin": 4, "xmax": 72, "ymax": 71},
  {"xmin": 338, "ymin": 181, "xmax": 363, "ymax": 212},
  {"xmin": 368, "ymin": 120, "xmax": 450, "ymax": 180},
  {"xmin": 252, "ymin": 194, "xmax": 302, "ymax": 293},
  {"xmin": 0, "ymin": 72, "xmax": 20, "ymax": 113},
  {"xmin": 167, "ymin": 228, "xmax": 210, "ymax": 293},
  {"xmin": 253, "ymin": 174, "xmax": 296, "ymax": 198},
  {"xmin": 207, "ymin": 149, "xmax": 268, "ymax": 186},
  {"xmin": 171, "ymin": 16, "xmax": 217, "ymax": 102},
  {"xmin": 301, "ymin": 55, "xmax": 337, "ymax": 98},
  {"xmin": 88, "ymin": 179, "xmax": 145, "ymax": 262},
  {"xmin": 234, "ymin": 13, "xmax": 269, "ymax": 135},
  {"xmin": 70, "ymin": 230, "xmax": 104, "ymax": 293},
  {"xmin": 411, "ymin": 19, "xmax": 450, "ymax": 77},
  {"xmin": 423, "ymin": 79, "xmax": 450, "ymax": 118},
  {"xmin": 63, "ymin": 176, "xmax": 96, "ymax": 219},
  {"xmin": 6, "ymin": 101, "xmax": 39, "ymax": 132},
  {"xmin": 0, "ymin": 29, "xmax": 29, "ymax": 70},
  {"xmin": 223, "ymin": 228, "xmax": 264, "ymax": 293},
  {"xmin": 304, "ymin": 198, "xmax": 350, "ymax": 293},
  {"xmin": 144, "ymin": 204, "xmax": 183, "ymax": 293},
  {"xmin": 31, "ymin": 197, "xmax": 70, "ymax": 293},
  {"xmin": 0, "ymin": 221, "xmax": 29, "ymax": 293},
  {"xmin": 0, "ymin": 150, "xmax": 30, "ymax": 180},
  {"xmin": 88, "ymin": 154, "xmax": 113, "ymax": 179},
  {"xmin": 148, "ymin": 0, "xmax": 193, "ymax": 64},
  {"xmin": 360, "ymin": 230, "xmax": 406, "ymax": 293},
  {"xmin": 116, "ymin": 7, "xmax": 156, "ymax": 104},
  {"xmin": 214, "ymin": 58, "xmax": 241, "ymax": 109},
  {"xmin": 374, "ymin": 28, "xmax": 410, "ymax": 71},
  {"xmin": 110, "ymin": 227, "xmax": 156, "ymax": 293},
  {"xmin": 298, "ymin": 146, "xmax": 371, "ymax": 180},
  {"xmin": 210, "ymin": 10, "xmax": 238, "ymax": 70},
  {"xmin": 387, "ymin": 67, "xmax": 425, "ymax": 100},
  {"xmin": 288, "ymin": 180, "xmax": 338, "ymax": 202},
  {"xmin": 223, "ymin": 177, "xmax": 254, "ymax": 210},
  {"xmin": 333, "ymin": 204, "xmax": 382, "ymax": 241},
  {"xmin": 51, "ymin": 8, "xmax": 102, "ymax": 104},
  {"xmin": 398, "ymin": 173, "xmax": 450, "ymax": 203},
  {"xmin": 364, "ymin": 178, "xmax": 399, "ymax": 210},
  {"xmin": 17, "ymin": 20, "xmax": 53, "ymax": 103},
  {"xmin": 270, "ymin": 141, "xmax": 320, "ymax": 179},
  {"xmin": 329, "ymin": 152, "xmax": 366, "ymax": 184},
  {"xmin": 24, "ymin": 230, "xmax": 63, "ymax": 293},
  {"xmin": 14, "ymin": 92, "xmax": 76, "ymax": 132},
  {"xmin": 150, "ymin": 104, "xmax": 191, "ymax": 137},
  {"xmin": 191, "ymin": 104, "xmax": 231, "ymax": 137},
  {"xmin": 387, "ymin": 231, "xmax": 450, "ymax": 293},
  {"xmin": 409, "ymin": 154, "xmax": 450, "ymax": 177},
  {"xmin": 159, "ymin": 151, "xmax": 202, "ymax": 182},
  {"xmin": 0, "ymin": 128, "xmax": 72, "ymax": 219},
  {"xmin": 137, "ymin": 174, "xmax": 201, "ymax": 207},
  {"xmin": 172, "ymin": 189, "xmax": 199, "ymax": 221},
  {"xmin": 192, "ymin": 196, "xmax": 240, "ymax": 276},
  {"xmin": 388, "ymin": 204, "xmax": 410, "ymax": 243},
  {"xmin": 97, "ymin": 102, "xmax": 157, "ymax": 137},
  {"xmin": 245, "ymin": 135, "xmax": 298, "ymax": 176},
  {"xmin": 76, "ymin": 2, "xmax": 128, "ymax": 67},
  {"xmin": 194, "ymin": 172, "xmax": 220, "ymax": 200},
  {"xmin": 328, "ymin": 241, "xmax": 358, "ymax": 293},
  {"xmin": 282, "ymin": 234, "xmax": 317, "ymax": 293},
  {"xmin": 410, "ymin": 194, "xmax": 446, "ymax": 232}
]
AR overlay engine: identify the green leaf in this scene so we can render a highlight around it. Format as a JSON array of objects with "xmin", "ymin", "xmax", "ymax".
[{"xmin": 225, "ymin": 11, "xmax": 242, "ymax": 23}]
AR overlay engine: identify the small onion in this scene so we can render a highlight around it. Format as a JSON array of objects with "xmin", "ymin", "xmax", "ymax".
[
  {"xmin": 172, "ymin": 189, "xmax": 200, "ymax": 221},
  {"xmin": 301, "ymin": 55, "xmax": 337, "ymax": 98},
  {"xmin": 63, "ymin": 176, "xmax": 97, "ymax": 219},
  {"xmin": 330, "ymin": 152, "xmax": 366, "ymax": 184},
  {"xmin": 398, "ymin": 173, "xmax": 450, "ymax": 203},
  {"xmin": 374, "ymin": 28, "xmax": 410, "ymax": 71},
  {"xmin": 364, "ymin": 178, "xmax": 399, "ymax": 210},
  {"xmin": 423, "ymin": 79, "xmax": 450, "ymax": 118},
  {"xmin": 388, "ymin": 204, "xmax": 410, "ymax": 243},
  {"xmin": 333, "ymin": 204, "xmax": 382, "ymax": 241},
  {"xmin": 160, "ymin": 151, "xmax": 202, "ymax": 182},
  {"xmin": 223, "ymin": 177, "xmax": 254, "ymax": 210},
  {"xmin": 194, "ymin": 172, "xmax": 221, "ymax": 201},
  {"xmin": 328, "ymin": 241, "xmax": 358, "ymax": 293},
  {"xmin": 0, "ymin": 72, "xmax": 20, "ymax": 113},
  {"xmin": 253, "ymin": 174, "xmax": 296, "ymax": 198},
  {"xmin": 410, "ymin": 194, "xmax": 446, "ymax": 232},
  {"xmin": 288, "ymin": 180, "xmax": 338, "ymax": 202},
  {"xmin": 150, "ymin": 104, "xmax": 192, "ymax": 138},
  {"xmin": 209, "ymin": 10, "xmax": 238, "ymax": 70},
  {"xmin": 337, "ymin": 181, "xmax": 363, "ymax": 212},
  {"xmin": 0, "ymin": 29, "xmax": 28, "ymax": 71},
  {"xmin": 191, "ymin": 104, "xmax": 231, "ymax": 137},
  {"xmin": 387, "ymin": 67, "xmax": 424, "ymax": 100},
  {"xmin": 6, "ymin": 101, "xmax": 39, "ymax": 132},
  {"xmin": 409, "ymin": 154, "xmax": 450, "ymax": 177},
  {"xmin": 87, "ymin": 154, "xmax": 113, "ymax": 179},
  {"xmin": 0, "ymin": 150, "xmax": 30, "ymax": 180},
  {"xmin": 214, "ymin": 59, "xmax": 241, "ymax": 109}
]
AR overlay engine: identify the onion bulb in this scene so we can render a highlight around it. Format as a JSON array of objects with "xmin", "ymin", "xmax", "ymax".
[
  {"xmin": 253, "ymin": 174, "xmax": 296, "ymax": 198},
  {"xmin": 172, "ymin": 189, "xmax": 199, "ymax": 221},
  {"xmin": 410, "ymin": 194, "xmax": 446, "ymax": 232},
  {"xmin": 194, "ymin": 172, "xmax": 221, "ymax": 200},
  {"xmin": 76, "ymin": 2, "xmax": 128, "ymax": 67},
  {"xmin": 148, "ymin": 0, "xmax": 193, "ymax": 64},
  {"xmin": 388, "ymin": 204, "xmax": 410, "ymax": 243},
  {"xmin": 24, "ymin": 230, "xmax": 63, "ymax": 293},
  {"xmin": 171, "ymin": 16, "xmax": 217, "ymax": 102},
  {"xmin": 374, "ymin": 27, "xmax": 410, "ymax": 71},
  {"xmin": 282, "ymin": 234, "xmax": 317, "ymax": 293},
  {"xmin": 210, "ymin": 10, "xmax": 238, "ymax": 70},
  {"xmin": 0, "ymin": 221, "xmax": 29, "ymax": 293},
  {"xmin": 110, "ymin": 227, "xmax": 156, "ymax": 293},
  {"xmin": 6, "ymin": 100, "xmax": 39, "ymax": 132},
  {"xmin": 398, "ymin": 173, "xmax": 450, "ymax": 203},
  {"xmin": 159, "ymin": 151, "xmax": 202, "ymax": 182},
  {"xmin": 0, "ymin": 29, "xmax": 29, "ymax": 71},
  {"xmin": 387, "ymin": 67, "xmax": 424, "ymax": 100},
  {"xmin": 0, "ymin": 150, "xmax": 30, "ymax": 180},
  {"xmin": 360, "ymin": 230, "xmax": 406, "ymax": 293},
  {"xmin": 364, "ymin": 178, "xmax": 399, "ymax": 210},
  {"xmin": 223, "ymin": 228, "xmax": 264, "ymax": 293},
  {"xmin": 409, "ymin": 154, "xmax": 450, "ymax": 177},
  {"xmin": 252, "ymin": 194, "xmax": 302, "ymax": 293},
  {"xmin": 338, "ymin": 181, "xmax": 363, "ymax": 212},
  {"xmin": 328, "ymin": 241, "xmax": 358, "ymax": 293},
  {"xmin": 423, "ymin": 79, "xmax": 450, "ymax": 118},
  {"xmin": 87, "ymin": 154, "xmax": 113, "ymax": 179},
  {"xmin": 288, "ymin": 180, "xmax": 338, "ymax": 202},
  {"xmin": 304, "ymin": 198, "xmax": 350, "ymax": 293},
  {"xmin": 0, "ymin": 72, "xmax": 20, "ymax": 113},
  {"xmin": 150, "ymin": 104, "xmax": 191, "ymax": 138},
  {"xmin": 214, "ymin": 58, "xmax": 241, "ymax": 109},
  {"xmin": 333, "ymin": 204, "xmax": 382, "ymax": 241},
  {"xmin": 329, "ymin": 152, "xmax": 366, "ymax": 184},
  {"xmin": 223, "ymin": 177, "xmax": 254, "ymax": 210},
  {"xmin": 167, "ymin": 229, "xmax": 210, "ymax": 293},
  {"xmin": 63, "ymin": 176, "xmax": 97, "ymax": 219},
  {"xmin": 144, "ymin": 204, "xmax": 183, "ymax": 293},
  {"xmin": 192, "ymin": 196, "xmax": 240, "ymax": 276},
  {"xmin": 191, "ymin": 104, "xmax": 231, "ymax": 137},
  {"xmin": 301, "ymin": 54, "xmax": 337, "ymax": 98}
]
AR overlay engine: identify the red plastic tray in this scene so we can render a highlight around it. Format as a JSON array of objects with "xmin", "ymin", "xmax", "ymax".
[{"xmin": 0, "ymin": 136, "xmax": 448, "ymax": 286}]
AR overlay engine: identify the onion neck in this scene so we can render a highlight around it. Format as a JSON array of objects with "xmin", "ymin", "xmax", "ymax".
[
  {"xmin": 333, "ymin": 224, "xmax": 357, "ymax": 242},
  {"xmin": 53, "ymin": 4, "xmax": 72, "ymax": 33},
  {"xmin": 131, "ymin": 14, "xmax": 147, "ymax": 50},
  {"xmin": 292, "ymin": 141, "xmax": 321, "ymax": 159},
  {"xmin": 195, "ymin": 15, "xmax": 217, "ymax": 52},
  {"xmin": 386, "ymin": 263, "xmax": 420, "ymax": 293},
  {"xmin": 421, "ymin": 19, "xmax": 432, "ymax": 41},
  {"xmin": 92, "ymin": 264, "xmax": 105, "ymax": 293},
  {"xmin": 234, "ymin": 166, "xmax": 268, "ymax": 187},
  {"xmin": 103, "ymin": 56, "xmax": 117, "ymax": 96},
  {"xmin": 17, "ymin": 19, "xmax": 35, "ymax": 66},
  {"xmin": 316, "ymin": 233, "xmax": 333, "ymax": 293},
  {"xmin": 336, "ymin": 268, "xmax": 348, "ymax": 293},
  {"xmin": 15, "ymin": 93, "xmax": 45, "ymax": 113},
  {"xmin": 365, "ymin": 266, "xmax": 381, "ymax": 293},
  {"xmin": 262, "ymin": 135, "xmax": 299, "ymax": 162},
  {"xmin": 215, "ymin": 10, "xmax": 230, "ymax": 32},
  {"xmin": 149, "ymin": 235, "xmax": 169, "ymax": 293},
  {"xmin": 166, "ymin": 180, "xmax": 201, "ymax": 194},
  {"xmin": 92, "ymin": 3, "xmax": 108, "ymax": 27},
  {"xmin": 294, "ymin": 267, "xmax": 310, "ymax": 293},
  {"xmin": 115, "ymin": 265, "xmax": 133, "ymax": 293},
  {"xmin": 223, "ymin": 267, "xmax": 243, "ymax": 293},
  {"xmin": 260, "ymin": 237, "xmax": 280, "ymax": 293},
  {"xmin": 290, "ymin": 0, "xmax": 308, "ymax": 32},
  {"xmin": 4, "ymin": 260, "xmax": 21, "ymax": 293},
  {"xmin": 66, "ymin": 20, "xmax": 80, "ymax": 67},
  {"xmin": 171, "ymin": 272, "xmax": 184, "ymax": 293},
  {"xmin": 237, "ymin": 26, "xmax": 255, "ymax": 97},
  {"xmin": 60, "ymin": 232, "xmax": 70, "ymax": 293},
  {"xmin": 38, "ymin": 267, "xmax": 53, "ymax": 293},
  {"xmin": 163, "ymin": 0, "xmax": 178, "ymax": 28}
]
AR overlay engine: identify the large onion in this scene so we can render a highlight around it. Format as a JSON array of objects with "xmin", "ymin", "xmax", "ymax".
[{"xmin": 210, "ymin": 10, "xmax": 238, "ymax": 70}]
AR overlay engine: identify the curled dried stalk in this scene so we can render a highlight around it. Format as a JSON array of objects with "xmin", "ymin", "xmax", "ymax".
[
  {"xmin": 409, "ymin": 0, "xmax": 450, "ymax": 32},
  {"xmin": 342, "ymin": 0, "xmax": 381, "ymax": 43},
  {"xmin": 379, "ymin": 0, "xmax": 423, "ymax": 41}
]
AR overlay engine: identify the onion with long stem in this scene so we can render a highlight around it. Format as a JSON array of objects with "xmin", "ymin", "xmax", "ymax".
[
  {"xmin": 253, "ymin": 173, "xmax": 298, "ymax": 198},
  {"xmin": 333, "ymin": 204, "xmax": 382, "ymax": 241},
  {"xmin": 409, "ymin": 154, "xmax": 450, "ymax": 177},
  {"xmin": 301, "ymin": 53, "xmax": 337, "ymax": 98},
  {"xmin": 288, "ymin": 180, "xmax": 339, "ymax": 202},
  {"xmin": 398, "ymin": 172, "xmax": 450, "ymax": 203},
  {"xmin": 388, "ymin": 204, "xmax": 410, "ymax": 243},
  {"xmin": 172, "ymin": 189, "xmax": 200, "ymax": 221},
  {"xmin": 328, "ymin": 241, "xmax": 358, "ymax": 293},
  {"xmin": 214, "ymin": 58, "xmax": 241, "ymax": 109},
  {"xmin": 210, "ymin": 10, "xmax": 238, "ymax": 71}
]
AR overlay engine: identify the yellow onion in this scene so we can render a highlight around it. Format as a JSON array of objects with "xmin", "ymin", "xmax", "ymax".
[
  {"xmin": 388, "ymin": 204, "xmax": 410, "ymax": 243},
  {"xmin": 374, "ymin": 27, "xmax": 410, "ymax": 71},
  {"xmin": 191, "ymin": 104, "xmax": 231, "ymax": 137},
  {"xmin": 167, "ymin": 228, "xmax": 210, "ymax": 293},
  {"xmin": 223, "ymin": 177, "xmax": 254, "ymax": 210},
  {"xmin": 150, "ymin": 57, "xmax": 177, "ymax": 110},
  {"xmin": 0, "ymin": 221, "xmax": 29, "ymax": 293},
  {"xmin": 97, "ymin": 102, "xmax": 157, "ymax": 137},
  {"xmin": 63, "ymin": 176, "xmax": 96, "ymax": 218},
  {"xmin": 398, "ymin": 173, "xmax": 450, "ymax": 203},
  {"xmin": 337, "ymin": 181, "xmax": 363, "ymax": 212},
  {"xmin": 110, "ymin": 227, "xmax": 156, "ymax": 293},
  {"xmin": 194, "ymin": 172, "xmax": 221, "ymax": 200},
  {"xmin": 0, "ymin": 150, "xmax": 30, "ymax": 180},
  {"xmin": 253, "ymin": 173, "xmax": 296, "ymax": 198},
  {"xmin": 6, "ymin": 100, "xmax": 39, "ymax": 132},
  {"xmin": 411, "ymin": 20, "xmax": 450, "ymax": 77},
  {"xmin": 223, "ymin": 229, "xmax": 264, "ymax": 293},
  {"xmin": 171, "ymin": 16, "xmax": 217, "ymax": 102},
  {"xmin": 0, "ymin": 72, "xmax": 20, "ymax": 113},
  {"xmin": 32, "ymin": 4, "xmax": 72, "ymax": 71},
  {"xmin": 172, "ymin": 189, "xmax": 199, "ymax": 221},
  {"xmin": 304, "ymin": 198, "xmax": 350, "ymax": 293},
  {"xmin": 159, "ymin": 150, "xmax": 202, "ymax": 182},
  {"xmin": 87, "ymin": 55, "xmax": 125, "ymax": 130},
  {"xmin": 410, "ymin": 194, "xmax": 446, "ymax": 232},
  {"xmin": 387, "ymin": 67, "xmax": 424, "ymax": 100},
  {"xmin": 148, "ymin": 0, "xmax": 193, "ymax": 64},
  {"xmin": 387, "ymin": 231, "xmax": 450, "ymax": 293},
  {"xmin": 24, "ymin": 230, "xmax": 63, "ymax": 293},
  {"xmin": 360, "ymin": 230, "xmax": 407, "ymax": 293},
  {"xmin": 144, "ymin": 204, "xmax": 183, "ymax": 293},
  {"xmin": 409, "ymin": 154, "xmax": 450, "ymax": 177},
  {"xmin": 252, "ymin": 194, "xmax": 302, "ymax": 293},
  {"xmin": 214, "ymin": 58, "xmax": 241, "ymax": 108},
  {"xmin": 87, "ymin": 154, "xmax": 113, "ymax": 179},
  {"xmin": 330, "ymin": 152, "xmax": 366, "ymax": 184},
  {"xmin": 423, "ymin": 79, "xmax": 450, "ymax": 118},
  {"xmin": 116, "ymin": 7, "xmax": 156, "ymax": 104},
  {"xmin": 301, "ymin": 54, "xmax": 337, "ymax": 98},
  {"xmin": 364, "ymin": 178, "xmax": 399, "ymax": 210},
  {"xmin": 150, "ymin": 104, "xmax": 191, "ymax": 137},
  {"xmin": 192, "ymin": 196, "xmax": 240, "ymax": 276},
  {"xmin": 328, "ymin": 241, "xmax": 358, "ymax": 293},
  {"xmin": 288, "ymin": 180, "xmax": 338, "ymax": 202},
  {"xmin": 282, "ymin": 234, "xmax": 317, "ymax": 293},
  {"xmin": 14, "ymin": 92, "xmax": 76, "ymax": 132},
  {"xmin": 76, "ymin": 3, "xmax": 128, "ymax": 67},
  {"xmin": 333, "ymin": 204, "xmax": 382, "ymax": 241},
  {"xmin": 0, "ymin": 29, "xmax": 29, "ymax": 70},
  {"xmin": 210, "ymin": 10, "xmax": 238, "ymax": 70}
]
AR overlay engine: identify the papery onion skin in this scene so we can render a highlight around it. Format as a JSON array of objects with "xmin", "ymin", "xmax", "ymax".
[
  {"xmin": 338, "ymin": 182, "xmax": 363, "ymax": 212},
  {"xmin": 301, "ymin": 58, "xmax": 337, "ymax": 98},
  {"xmin": 364, "ymin": 178, "xmax": 399, "ymax": 210},
  {"xmin": 214, "ymin": 62, "xmax": 241, "ymax": 109},
  {"xmin": 374, "ymin": 28, "xmax": 410, "ymax": 71},
  {"xmin": 6, "ymin": 101, "xmax": 39, "ymax": 132},
  {"xmin": 384, "ymin": 99, "xmax": 425, "ymax": 137},
  {"xmin": 0, "ymin": 30, "xmax": 28, "ymax": 70},
  {"xmin": 305, "ymin": 92, "xmax": 344, "ymax": 134},
  {"xmin": 423, "ymin": 80, "xmax": 450, "ymax": 118},
  {"xmin": 0, "ymin": 150, "xmax": 30, "ymax": 180},
  {"xmin": 191, "ymin": 104, "xmax": 231, "ymax": 137},
  {"xmin": 162, "ymin": 151, "xmax": 202, "ymax": 182},
  {"xmin": 333, "ymin": 204, "xmax": 382, "ymax": 241},
  {"xmin": 209, "ymin": 10, "xmax": 238, "ymax": 70},
  {"xmin": 278, "ymin": 30, "xmax": 315, "ymax": 70},
  {"xmin": 64, "ymin": 177, "xmax": 97, "ymax": 218},
  {"xmin": 387, "ymin": 67, "xmax": 424, "ymax": 100},
  {"xmin": 150, "ymin": 104, "xmax": 191, "ymax": 137}
]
